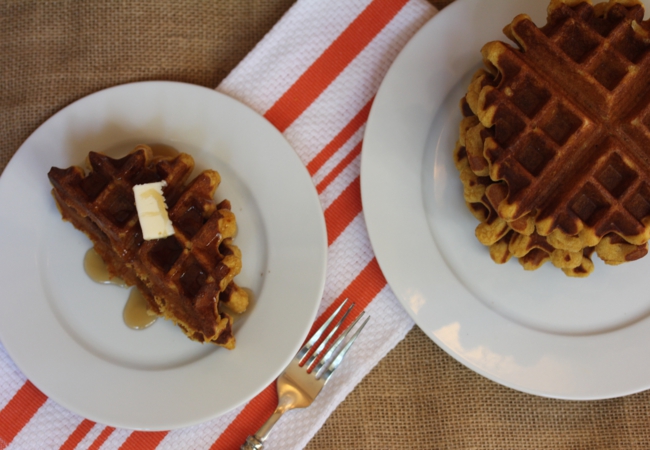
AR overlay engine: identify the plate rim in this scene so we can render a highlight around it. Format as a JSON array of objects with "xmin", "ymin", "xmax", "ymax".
[
  {"xmin": 361, "ymin": 0, "xmax": 650, "ymax": 400},
  {"xmin": 0, "ymin": 80, "xmax": 327, "ymax": 429}
]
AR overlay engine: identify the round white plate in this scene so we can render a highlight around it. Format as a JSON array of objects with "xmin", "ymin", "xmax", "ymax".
[
  {"xmin": 0, "ymin": 81, "xmax": 327, "ymax": 429},
  {"xmin": 362, "ymin": 0, "xmax": 650, "ymax": 399}
]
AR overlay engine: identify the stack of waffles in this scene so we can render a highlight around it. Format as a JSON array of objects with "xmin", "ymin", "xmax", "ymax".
[
  {"xmin": 454, "ymin": 0, "xmax": 650, "ymax": 277},
  {"xmin": 48, "ymin": 145, "xmax": 248, "ymax": 348}
]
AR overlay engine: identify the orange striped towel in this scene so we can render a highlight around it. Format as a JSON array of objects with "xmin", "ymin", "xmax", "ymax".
[{"xmin": 0, "ymin": 0, "xmax": 435, "ymax": 448}]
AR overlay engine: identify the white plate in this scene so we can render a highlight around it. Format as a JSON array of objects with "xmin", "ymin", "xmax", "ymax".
[
  {"xmin": 0, "ymin": 81, "xmax": 327, "ymax": 429},
  {"xmin": 362, "ymin": 0, "xmax": 650, "ymax": 399}
]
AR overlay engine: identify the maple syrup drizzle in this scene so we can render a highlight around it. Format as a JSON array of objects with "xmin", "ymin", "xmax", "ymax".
[
  {"xmin": 83, "ymin": 248, "xmax": 127, "ymax": 287},
  {"xmin": 123, "ymin": 288, "xmax": 157, "ymax": 329},
  {"xmin": 83, "ymin": 248, "xmax": 157, "ymax": 329},
  {"xmin": 81, "ymin": 144, "xmax": 180, "ymax": 331}
]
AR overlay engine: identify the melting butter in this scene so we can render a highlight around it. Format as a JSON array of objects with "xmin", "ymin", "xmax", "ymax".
[{"xmin": 133, "ymin": 181, "xmax": 175, "ymax": 240}]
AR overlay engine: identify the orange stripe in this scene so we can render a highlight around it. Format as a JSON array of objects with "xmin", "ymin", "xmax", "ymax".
[
  {"xmin": 308, "ymin": 258, "xmax": 386, "ymax": 338},
  {"xmin": 210, "ymin": 258, "xmax": 386, "ymax": 450},
  {"xmin": 209, "ymin": 1, "xmax": 405, "ymax": 445},
  {"xmin": 88, "ymin": 426, "xmax": 115, "ymax": 450},
  {"xmin": 302, "ymin": 257, "xmax": 387, "ymax": 367},
  {"xmin": 212, "ymin": 258, "xmax": 386, "ymax": 449},
  {"xmin": 264, "ymin": 0, "xmax": 408, "ymax": 132},
  {"xmin": 118, "ymin": 431, "xmax": 167, "ymax": 450},
  {"xmin": 306, "ymin": 98, "xmax": 373, "ymax": 177},
  {"xmin": 209, "ymin": 384, "xmax": 277, "ymax": 450},
  {"xmin": 0, "ymin": 381, "xmax": 48, "ymax": 445},
  {"xmin": 316, "ymin": 141, "xmax": 362, "ymax": 194},
  {"xmin": 59, "ymin": 419, "xmax": 95, "ymax": 450},
  {"xmin": 325, "ymin": 176, "xmax": 362, "ymax": 246}
]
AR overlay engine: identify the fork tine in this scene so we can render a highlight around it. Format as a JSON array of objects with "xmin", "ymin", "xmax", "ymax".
[
  {"xmin": 304, "ymin": 302, "xmax": 354, "ymax": 370},
  {"xmin": 296, "ymin": 299, "xmax": 349, "ymax": 362},
  {"xmin": 313, "ymin": 311, "xmax": 365, "ymax": 375},
  {"xmin": 317, "ymin": 315, "xmax": 370, "ymax": 382}
]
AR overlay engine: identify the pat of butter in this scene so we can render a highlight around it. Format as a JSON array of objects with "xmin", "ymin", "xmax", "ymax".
[{"xmin": 133, "ymin": 181, "xmax": 175, "ymax": 240}]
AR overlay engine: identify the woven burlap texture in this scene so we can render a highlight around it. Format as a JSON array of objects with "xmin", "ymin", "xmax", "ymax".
[
  {"xmin": 0, "ymin": 0, "xmax": 295, "ymax": 174},
  {"xmin": 2, "ymin": 1, "xmax": 650, "ymax": 449}
]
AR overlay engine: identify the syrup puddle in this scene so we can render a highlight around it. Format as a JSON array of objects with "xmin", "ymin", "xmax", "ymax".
[
  {"xmin": 124, "ymin": 288, "xmax": 157, "ymax": 329},
  {"xmin": 84, "ymin": 248, "xmax": 157, "ymax": 330},
  {"xmin": 84, "ymin": 248, "xmax": 127, "ymax": 287}
]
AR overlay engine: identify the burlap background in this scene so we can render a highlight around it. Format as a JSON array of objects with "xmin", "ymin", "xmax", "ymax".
[{"xmin": 2, "ymin": 1, "xmax": 650, "ymax": 449}]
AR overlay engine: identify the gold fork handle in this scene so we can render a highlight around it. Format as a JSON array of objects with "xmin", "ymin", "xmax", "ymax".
[{"xmin": 240, "ymin": 408, "xmax": 285, "ymax": 450}]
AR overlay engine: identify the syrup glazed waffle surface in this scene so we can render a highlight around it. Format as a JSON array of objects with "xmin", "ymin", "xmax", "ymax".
[
  {"xmin": 48, "ymin": 145, "xmax": 248, "ymax": 348},
  {"xmin": 455, "ymin": 0, "xmax": 650, "ymax": 276}
]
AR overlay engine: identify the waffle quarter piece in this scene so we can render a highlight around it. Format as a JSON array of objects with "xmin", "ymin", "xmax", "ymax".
[{"xmin": 48, "ymin": 145, "xmax": 248, "ymax": 348}]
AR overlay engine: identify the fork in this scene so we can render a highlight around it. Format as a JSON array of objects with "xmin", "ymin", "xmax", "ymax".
[{"xmin": 241, "ymin": 299, "xmax": 369, "ymax": 450}]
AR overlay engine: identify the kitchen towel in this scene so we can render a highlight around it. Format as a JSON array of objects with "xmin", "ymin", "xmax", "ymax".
[{"xmin": 0, "ymin": 0, "xmax": 436, "ymax": 448}]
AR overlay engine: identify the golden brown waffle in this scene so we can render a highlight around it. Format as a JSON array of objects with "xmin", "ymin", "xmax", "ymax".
[
  {"xmin": 455, "ymin": 0, "xmax": 650, "ymax": 276},
  {"xmin": 457, "ymin": 94, "xmax": 649, "ymax": 276},
  {"xmin": 456, "ymin": 118, "xmax": 596, "ymax": 276},
  {"xmin": 48, "ymin": 145, "xmax": 248, "ymax": 348}
]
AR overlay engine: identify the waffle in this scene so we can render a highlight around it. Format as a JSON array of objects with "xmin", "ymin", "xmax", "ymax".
[
  {"xmin": 456, "ymin": 112, "xmax": 597, "ymax": 277},
  {"xmin": 454, "ymin": 0, "xmax": 650, "ymax": 276},
  {"xmin": 48, "ymin": 145, "xmax": 248, "ymax": 348},
  {"xmin": 457, "ymin": 94, "xmax": 649, "ymax": 275}
]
